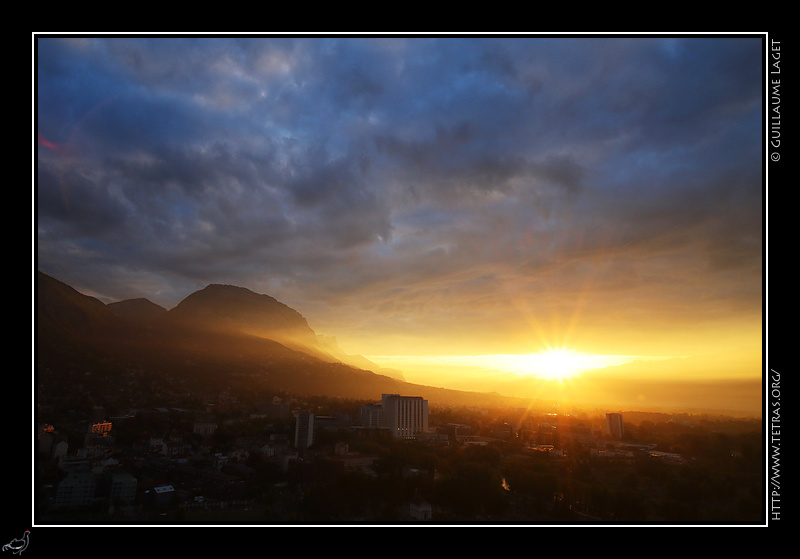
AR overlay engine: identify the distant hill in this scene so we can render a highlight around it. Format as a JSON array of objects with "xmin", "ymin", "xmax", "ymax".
[
  {"xmin": 168, "ymin": 283, "xmax": 318, "ymax": 344},
  {"xmin": 34, "ymin": 271, "xmax": 512, "ymax": 410},
  {"xmin": 36, "ymin": 271, "xmax": 136, "ymax": 355},
  {"xmin": 163, "ymin": 283, "xmax": 404, "ymax": 379},
  {"xmin": 107, "ymin": 298, "xmax": 168, "ymax": 324},
  {"xmin": 164, "ymin": 283, "xmax": 339, "ymax": 364}
]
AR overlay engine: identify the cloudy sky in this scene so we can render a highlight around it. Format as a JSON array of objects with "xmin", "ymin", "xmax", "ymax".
[{"xmin": 35, "ymin": 35, "xmax": 764, "ymax": 407}]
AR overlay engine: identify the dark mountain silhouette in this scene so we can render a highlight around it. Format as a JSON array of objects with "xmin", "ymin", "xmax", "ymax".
[
  {"xmin": 107, "ymin": 297, "xmax": 168, "ymax": 323},
  {"xmin": 167, "ymin": 284, "xmax": 316, "ymax": 341},
  {"xmin": 35, "ymin": 271, "xmax": 512, "ymax": 409},
  {"xmin": 105, "ymin": 286, "xmax": 404, "ymax": 379},
  {"xmin": 36, "ymin": 270, "xmax": 137, "ymax": 360},
  {"xmin": 165, "ymin": 283, "xmax": 335, "ymax": 362},
  {"xmin": 37, "ymin": 270, "xmax": 115, "ymax": 338}
]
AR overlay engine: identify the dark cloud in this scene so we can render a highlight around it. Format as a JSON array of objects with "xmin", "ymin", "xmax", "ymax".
[{"xmin": 35, "ymin": 35, "xmax": 763, "ymax": 357}]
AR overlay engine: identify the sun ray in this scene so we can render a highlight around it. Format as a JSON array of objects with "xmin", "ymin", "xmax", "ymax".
[{"xmin": 529, "ymin": 347, "xmax": 585, "ymax": 380}]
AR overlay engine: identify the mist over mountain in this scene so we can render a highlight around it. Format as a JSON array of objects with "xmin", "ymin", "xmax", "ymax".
[{"xmin": 34, "ymin": 271, "xmax": 508, "ymax": 410}]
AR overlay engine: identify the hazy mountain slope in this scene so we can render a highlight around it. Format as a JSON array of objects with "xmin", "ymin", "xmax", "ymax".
[
  {"xmin": 35, "ymin": 271, "xmax": 512, "ymax": 408},
  {"xmin": 316, "ymin": 335, "xmax": 406, "ymax": 381},
  {"xmin": 166, "ymin": 283, "xmax": 337, "ymax": 362}
]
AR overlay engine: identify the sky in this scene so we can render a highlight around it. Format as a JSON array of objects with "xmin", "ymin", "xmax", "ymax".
[{"xmin": 35, "ymin": 34, "xmax": 765, "ymax": 414}]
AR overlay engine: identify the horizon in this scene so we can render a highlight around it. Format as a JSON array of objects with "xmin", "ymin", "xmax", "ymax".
[
  {"xmin": 35, "ymin": 34, "xmax": 764, "ymax": 420},
  {"xmin": 35, "ymin": 268, "xmax": 763, "ymax": 419}
]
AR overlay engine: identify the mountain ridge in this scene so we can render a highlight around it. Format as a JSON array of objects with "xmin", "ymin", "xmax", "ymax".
[
  {"xmin": 35, "ymin": 271, "xmax": 519, "ymax": 410},
  {"xmin": 164, "ymin": 282, "xmax": 336, "ymax": 363},
  {"xmin": 107, "ymin": 297, "xmax": 168, "ymax": 324}
]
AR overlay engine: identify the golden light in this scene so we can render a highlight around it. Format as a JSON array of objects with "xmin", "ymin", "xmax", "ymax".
[
  {"xmin": 366, "ymin": 349, "xmax": 653, "ymax": 389},
  {"xmin": 482, "ymin": 347, "xmax": 643, "ymax": 381},
  {"xmin": 528, "ymin": 347, "xmax": 586, "ymax": 381},
  {"xmin": 469, "ymin": 347, "xmax": 598, "ymax": 381}
]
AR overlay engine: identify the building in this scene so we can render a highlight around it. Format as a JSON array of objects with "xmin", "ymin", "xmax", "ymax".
[
  {"xmin": 251, "ymin": 400, "xmax": 292, "ymax": 420},
  {"xmin": 106, "ymin": 472, "xmax": 138, "ymax": 504},
  {"xmin": 295, "ymin": 411, "xmax": 314, "ymax": 450},
  {"xmin": 606, "ymin": 412, "xmax": 624, "ymax": 439},
  {"xmin": 54, "ymin": 471, "xmax": 96, "ymax": 508},
  {"xmin": 151, "ymin": 485, "xmax": 176, "ymax": 505},
  {"xmin": 193, "ymin": 422, "xmax": 218, "ymax": 438},
  {"xmin": 328, "ymin": 442, "xmax": 379, "ymax": 473},
  {"xmin": 359, "ymin": 403, "xmax": 384, "ymax": 428},
  {"xmin": 90, "ymin": 422, "xmax": 113, "ymax": 436},
  {"xmin": 381, "ymin": 394, "xmax": 429, "ymax": 439},
  {"xmin": 405, "ymin": 493, "xmax": 433, "ymax": 521},
  {"xmin": 314, "ymin": 413, "xmax": 353, "ymax": 430}
]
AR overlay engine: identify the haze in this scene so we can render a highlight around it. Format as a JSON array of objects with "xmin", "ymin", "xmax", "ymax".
[{"xmin": 35, "ymin": 34, "xmax": 764, "ymax": 416}]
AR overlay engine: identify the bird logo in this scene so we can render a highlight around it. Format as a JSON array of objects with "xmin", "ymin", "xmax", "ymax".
[{"xmin": 2, "ymin": 531, "xmax": 29, "ymax": 555}]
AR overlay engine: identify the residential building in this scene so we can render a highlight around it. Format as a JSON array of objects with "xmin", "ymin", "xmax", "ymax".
[
  {"xmin": 381, "ymin": 394, "xmax": 429, "ymax": 439},
  {"xmin": 106, "ymin": 472, "xmax": 138, "ymax": 504},
  {"xmin": 54, "ymin": 471, "xmax": 96, "ymax": 508},
  {"xmin": 606, "ymin": 412, "xmax": 624, "ymax": 439},
  {"xmin": 193, "ymin": 422, "xmax": 218, "ymax": 438},
  {"xmin": 295, "ymin": 411, "xmax": 314, "ymax": 450},
  {"xmin": 359, "ymin": 402, "xmax": 384, "ymax": 428}
]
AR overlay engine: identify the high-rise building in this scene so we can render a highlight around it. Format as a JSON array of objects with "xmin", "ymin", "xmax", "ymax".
[
  {"xmin": 381, "ymin": 394, "xmax": 428, "ymax": 439},
  {"xmin": 606, "ymin": 412, "xmax": 624, "ymax": 439},
  {"xmin": 359, "ymin": 402, "xmax": 384, "ymax": 428},
  {"xmin": 295, "ymin": 411, "xmax": 315, "ymax": 450}
]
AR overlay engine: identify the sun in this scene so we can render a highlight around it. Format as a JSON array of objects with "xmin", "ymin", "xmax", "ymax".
[
  {"xmin": 480, "ymin": 347, "xmax": 590, "ymax": 381},
  {"xmin": 526, "ymin": 347, "xmax": 586, "ymax": 381}
]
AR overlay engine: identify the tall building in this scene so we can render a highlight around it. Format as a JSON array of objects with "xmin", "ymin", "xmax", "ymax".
[
  {"xmin": 606, "ymin": 412, "xmax": 624, "ymax": 439},
  {"xmin": 359, "ymin": 403, "xmax": 384, "ymax": 428},
  {"xmin": 381, "ymin": 394, "xmax": 429, "ymax": 439},
  {"xmin": 295, "ymin": 411, "xmax": 315, "ymax": 450}
]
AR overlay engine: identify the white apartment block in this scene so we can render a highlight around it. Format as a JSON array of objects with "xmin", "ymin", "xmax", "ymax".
[{"xmin": 381, "ymin": 394, "xmax": 429, "ymax": 439}]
